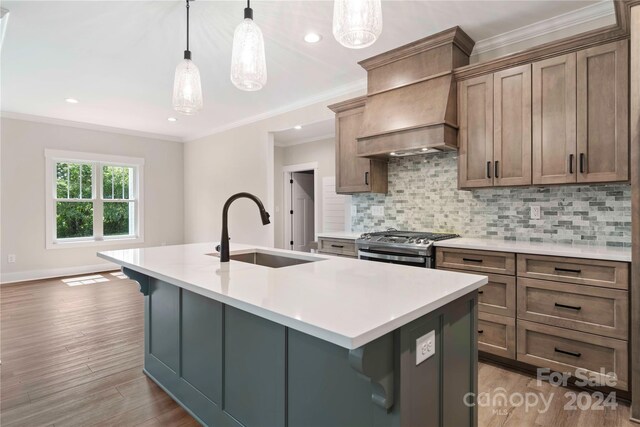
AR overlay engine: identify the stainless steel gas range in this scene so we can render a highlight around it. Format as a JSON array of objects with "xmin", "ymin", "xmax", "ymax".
[{"xmin": 355, "ymin": 230, "xmax": 459, "ymax": 268}]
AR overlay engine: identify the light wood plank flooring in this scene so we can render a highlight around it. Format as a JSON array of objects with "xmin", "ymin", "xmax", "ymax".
[{"xmin": 0, "ymin": 273, "xmax": 636, "ymax": 426}]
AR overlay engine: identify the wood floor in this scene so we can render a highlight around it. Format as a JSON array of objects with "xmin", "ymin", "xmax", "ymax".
[{"xmin": 0, "ymin": 273, "xmax": 636, "ymax": 427}]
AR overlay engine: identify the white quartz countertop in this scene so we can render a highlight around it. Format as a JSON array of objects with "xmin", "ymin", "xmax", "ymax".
[
  {"xmin": 98, "ymin": 243, "xmax": 487, "ymax": 349},
  {"xmin": 316, "ymin": 231, "xmax": 362, "ymax": 240},
  {"xmin": 434, "ymin": 237, "xmax": 631, "ymax": 262}
]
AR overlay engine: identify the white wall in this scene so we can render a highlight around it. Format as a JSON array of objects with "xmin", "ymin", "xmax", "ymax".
[
  {"xmin": 0, "ymin": 117, "xmax": 184, "ymax": 283},
  {"xmin": 273, "ymin": 138, "xmax": 336, "ymax": 249},
  {"xmin": 183, "ymin": 90, "xmax": 362, "ymax": 248}
]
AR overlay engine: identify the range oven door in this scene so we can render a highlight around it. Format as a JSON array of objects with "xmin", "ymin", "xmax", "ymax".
[{"xmin": 357, "ymin": 247, "xmax": 432, "ymax": 268}]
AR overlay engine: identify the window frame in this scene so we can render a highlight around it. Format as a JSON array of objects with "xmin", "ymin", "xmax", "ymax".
[{"xmin": 45, "ymin": 149, "xmax": 145, "ymax": 249}]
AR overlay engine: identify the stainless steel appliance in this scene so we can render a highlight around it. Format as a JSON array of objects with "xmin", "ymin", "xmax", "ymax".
[{"xmin": 356, "ymin": 231, "xmax": 459, "ymax": 268}]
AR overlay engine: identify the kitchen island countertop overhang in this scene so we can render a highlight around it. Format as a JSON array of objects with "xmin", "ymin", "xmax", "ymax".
[{"xmin": 98, "ymin": 242, "xmax": 487, "ymax": 349}]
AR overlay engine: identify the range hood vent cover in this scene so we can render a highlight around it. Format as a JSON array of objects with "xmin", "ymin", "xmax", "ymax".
[{"xmin": 355, "ymin": 27, "xmax": 474, "ymax": 159}]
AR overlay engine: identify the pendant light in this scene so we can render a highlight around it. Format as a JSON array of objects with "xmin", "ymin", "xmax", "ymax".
[
  {"xmin": 172, "ymin": 0, "xmax": 203, "ymax": 115},
  {"xmin": 230, "ymin": 0, "xmax": 267, "ymax": 91},
  {"xmin": 333, "ymin": 0, "xmax": 383, "ymax": 49}
]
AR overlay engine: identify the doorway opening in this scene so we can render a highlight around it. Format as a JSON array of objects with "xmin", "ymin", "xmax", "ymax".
[{"xmin": 283, "ymin": 164, "xmax": 317, "ymax": 252}]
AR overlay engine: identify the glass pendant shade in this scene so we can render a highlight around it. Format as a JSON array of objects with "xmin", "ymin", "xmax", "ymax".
[
  {"xmin": 172, "ymin": 57, "xmax": 203, "ymax": 115},
  {"xmin": 332, "ymin": 0, "xmax": 382, "ymax": 49},
  {"xmin": 230, "ymin": 18, "xmax": 267, "ymax": 91}
]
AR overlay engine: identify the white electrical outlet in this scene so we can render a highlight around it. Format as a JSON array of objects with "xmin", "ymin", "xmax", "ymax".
[
  {"xmin": 531, "ymin": 206, "xmax": 541, "ymax": 220},
  {"xmin": 371, "ymin": 205, "xmax": 384, "ymax": 217},
  {"xmin": 7, "ymin": 254, "xmax": 16, "ymax": 263},
  {"xmin": 351, "ymin": 205, "xmax": 357, "ymax": 216},
  {"xmin": 416, "ymin": 330, "xmax": 435, "ymax": 365}
]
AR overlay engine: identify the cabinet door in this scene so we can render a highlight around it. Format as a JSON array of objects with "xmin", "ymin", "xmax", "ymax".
[
  {"xmin": 335, "ymin": 107, "xmax": 372, "ymax": 193},
  {"xmin": 577, "ymin": 40, "xmax": 629, "ymax": 183},
  {"xmin": 458, "ymin": 75, "xmax": 494, "ymax": 188},
  {"xmin": 533, "ymin": 53, "xmax": 577, "ymax": 185},
  {"xmin": 493, "ymin": 64, "xmax": 532, "ymax": 186}
]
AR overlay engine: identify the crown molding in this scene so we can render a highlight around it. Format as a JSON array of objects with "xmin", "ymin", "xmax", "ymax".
[
  {"xmin": 184, "ymin": 79, "xmax": 367, "ymax": 142},
  {"xmin": 274, "ymin": 132, "xmax": 335, "ymax": 148},
  {"xmin": 472, "ymin": 0, "xmax": 615, "ymax": 57},
  {"xmin": 0, "ymin": 111, "xmax": 182, "ymax": 142}
]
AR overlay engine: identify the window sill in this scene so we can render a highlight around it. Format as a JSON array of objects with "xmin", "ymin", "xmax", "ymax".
[{"xmin": 46, "ymin": 236, "xmax": 144, "ymax": 250}]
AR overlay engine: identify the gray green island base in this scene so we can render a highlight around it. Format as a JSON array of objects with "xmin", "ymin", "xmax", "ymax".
[{"xmin": 124, "ymin": 267, "xmax": 479, "ymax": 427}]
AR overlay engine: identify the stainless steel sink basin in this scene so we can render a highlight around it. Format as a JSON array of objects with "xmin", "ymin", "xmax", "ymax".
[{"xmin": 209, "ymin": 250, "xmax": 322, "ymax": 268}]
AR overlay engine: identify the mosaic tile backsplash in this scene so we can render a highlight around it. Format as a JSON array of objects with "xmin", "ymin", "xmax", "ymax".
[{"xmin": 351, "ymin": 152, "xmax": 632, "ymax": 247}]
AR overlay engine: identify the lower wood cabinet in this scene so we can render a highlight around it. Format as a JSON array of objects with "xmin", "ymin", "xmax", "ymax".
[
  {"xmin": 442, "ymin": 268, "xmax": 515, "ymax": 317},
  {"xmin": 517, "ymin": 320, "xmax": 628, "ymax": 391},
  {"xmin": 436, "ymin": 248, "xmax": 515, "ymax": 275},
  {"xmin": 517, "ymin": 277, "xmax": 628, "ymax": 340},
  {"xmin": 516, "ymin": 253, "xmax": 629, "ymax": 290},
  {"xmin": 317, "ymin": 237, "xmax": 357, "ymax": 258},
  {"xmin": 478, "ymin": 312, "xmax": 516, "ymax": 359},
  {"xmin": 435, "ymin": 247, "xmax": 631, "ymax": 392}
]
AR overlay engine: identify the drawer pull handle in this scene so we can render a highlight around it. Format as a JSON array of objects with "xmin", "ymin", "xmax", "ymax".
[
  {"xmin": 478, "ymin": 330, "xmax": 484, "ymax": 334},
  {"xmin": 463, "ymin": 258, "xmax": 483, "ymax": 263},
  {"xmin": 554, "ymin": 267, "xmax": 581, "ymax": 274},
  {"xmin": 554, "ymin": 347, "xmax": 581, "ymax": 358},
  {"xmin": 331, "ymin": 244, "xmax": 345, "ymax": 248},
  {"xmin": 478, "ymin": 290, "xmax": 484, "ymax": 294},
  {"xmin": 554, "ymin": 302, "xmax": 582, "ymax": 311}
]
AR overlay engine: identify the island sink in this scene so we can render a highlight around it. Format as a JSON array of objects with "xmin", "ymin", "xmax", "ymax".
[{"xmin": 210, "ymin": 249, "xmax": 321, "ymax": 268}]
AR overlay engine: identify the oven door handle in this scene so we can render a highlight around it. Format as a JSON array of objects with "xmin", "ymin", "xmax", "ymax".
[{"xmin": 358, "ymin": 250, "xmax": 426, "ymax": 264}]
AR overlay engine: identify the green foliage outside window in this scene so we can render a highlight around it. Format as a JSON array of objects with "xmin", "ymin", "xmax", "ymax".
[{"xmin": 55, "ymin": 162, "xmax": 135, "ymax": 239}]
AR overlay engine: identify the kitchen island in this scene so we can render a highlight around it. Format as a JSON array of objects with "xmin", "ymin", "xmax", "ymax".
[{"xmin": 98, "ymin": 243, "xmax": 487, "ymax": 427}]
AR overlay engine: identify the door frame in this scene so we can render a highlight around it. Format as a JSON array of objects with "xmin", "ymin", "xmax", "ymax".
[{"xmin": 282, "ymin": 162, "xmax": 319, "ymax": 251}]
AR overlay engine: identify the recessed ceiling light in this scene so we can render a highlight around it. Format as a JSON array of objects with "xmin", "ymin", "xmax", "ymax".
[
  {"xmin": 304, "ymin": 33, "xmax": 322, "ymax": 43},
  {"xmin": 390, "ymin": 152, "xmax": 397, "ymax": 156},
  {"xmin": 167, "ymin": 117, "xmax": 178, "ymax": 122},
  {"xmin": 65, "ymin": 98, "xmax": 79, "ymax": 104},
  {"xmin": 294, "ymin": 125, "xmax": 302, "ymax": 130}
]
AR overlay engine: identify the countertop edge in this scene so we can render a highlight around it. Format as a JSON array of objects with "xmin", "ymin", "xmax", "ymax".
[
  {"xmin": 433, "ymin": 239, "xmax": 631, "ymax": 262},
  {"xmin": 97, "ymin": 251, "xmax": 487, "ymax": 350}
]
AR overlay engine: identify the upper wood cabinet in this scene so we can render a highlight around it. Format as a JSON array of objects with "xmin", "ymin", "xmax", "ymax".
[
  {"xmin": 532, "ymin": 53, "xmax": 577, "ymax": 185},
  {"xmin": 458, "ymin": 64, "xmax": 531, "ymax": 189},
  {"xmin": 460, "ymin": 40, "xmax": 629, "ymax": 190},
  {"xmin": 458, "ymin": 74, "xmax": 494, "ymax": 188},
  {"xmin": 493, "ymin": 65, "xmax": 532, "ymax": 186},
  {"xmin": 577, "ymin": 40, "xmax": 629, "ymax": 183},
  {"xmin": 329, "ymin": 97, "xmax": 388, "ymax": 194}
]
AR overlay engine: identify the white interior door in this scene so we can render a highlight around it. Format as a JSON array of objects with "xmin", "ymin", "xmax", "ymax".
[{"xmin": 291, "ymin": 172, "xmax": 314, "ymax": 252}]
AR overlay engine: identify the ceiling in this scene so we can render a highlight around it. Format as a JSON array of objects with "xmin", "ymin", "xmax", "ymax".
[
  {"xmin": 273, "ymin": 118, "xmax": 334, "ymax": 146},
  {"xmin": 1, "ymin": 0, "xmax": 605, "ymax": 142}
]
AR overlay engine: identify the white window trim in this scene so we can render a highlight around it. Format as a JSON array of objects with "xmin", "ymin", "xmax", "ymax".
[{"xmin": 45, "ymin": 149, "xmax": 145, "ymax": 249}]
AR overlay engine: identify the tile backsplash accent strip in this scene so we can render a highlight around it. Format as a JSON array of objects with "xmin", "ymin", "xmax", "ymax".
[{"xmin": 351, "ymin": 152, "xmax": 632, "ymax": 247}]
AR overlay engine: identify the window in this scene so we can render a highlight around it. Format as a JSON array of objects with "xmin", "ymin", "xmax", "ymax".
[{"xmin": 45, "ymin": 150, "xmax": 144, "ymax": 248}]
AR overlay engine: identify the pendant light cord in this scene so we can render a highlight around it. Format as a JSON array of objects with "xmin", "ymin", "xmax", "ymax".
[{"xmin": 186, "ymin": 0, "xmax": 190, "ymax": 52}]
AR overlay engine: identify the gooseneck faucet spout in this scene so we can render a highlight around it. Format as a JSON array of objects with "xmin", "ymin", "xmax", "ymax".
[{"xmin": 218, "ymin": 192, "xmax": 271, "ymax": 262}]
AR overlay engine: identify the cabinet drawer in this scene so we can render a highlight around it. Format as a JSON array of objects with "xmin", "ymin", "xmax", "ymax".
[
  {"xmin": 318, "ymin": 238, "xmax": 357, "ymax": 257},
  {"xmin": 517, "ymin": 320, "xmax": 628, "ymax": 390},
  {"xmin": 441, "ymin": 269, "xmax": 515, "ymax": 317},
  {"xmin": 436, "ymin": 248, "xmax": 515, "ymax": 275},
  {"xmin": 478, "ymin": 312, "xmax": 516, "ymax": 359},
  {"xmin": 516, "ymin": 254, "xmax": 629, "ymax": 290},
  {"xmin": 517, "ymin": 278, "xmax": 628, "ymax": 340}
]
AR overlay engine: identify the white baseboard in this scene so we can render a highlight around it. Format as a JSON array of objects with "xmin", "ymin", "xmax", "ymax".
[{"xmin": 1, "ymin": 262, "xmax": 119, "ymax": 285}]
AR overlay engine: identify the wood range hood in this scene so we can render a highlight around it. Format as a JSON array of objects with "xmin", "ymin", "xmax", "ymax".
[{"xmin": 357, "ymin": 27, "xmax": 475, "ymax": 159}]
